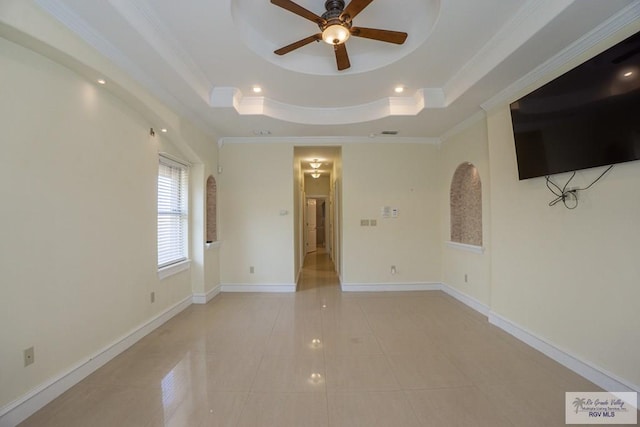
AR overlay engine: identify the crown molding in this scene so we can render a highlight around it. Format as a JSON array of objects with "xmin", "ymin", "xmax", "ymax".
[
  {"xmin": 34, "ymin": 0, "xmax": 134, "ymax": 72},
  {"xmin": 481, "ymin": 1, "xmax": 640, "ymax": 112},
  {"xmin": 440, "ymin": 110, "xmax": 486, "ymax": 143},
  {"xmin": 33, "ymin": 0, "xmax": 220, "ymax": 137},
  {"xmin": 218, "ymin": 135, "xmax": 440, "ymax": 147},
  {"xmin": 107, "ymin": 0, "xmax": 211, "ymax": 101},
  {"xmin": 442, "ymin": 0, "xmax": 574, "ymax": 107},
  {"xmin": 210, "ymin": 87, "xmax": 446, "ymax": 125}
]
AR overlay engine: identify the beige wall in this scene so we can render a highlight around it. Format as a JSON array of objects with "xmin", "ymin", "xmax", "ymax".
[
  {"xmin": 305, "ymin": 175, "xmax": 330, "ymax": 196},
  {"xmin": 483, "ymin": 23, "xmax": 640, "ymax": 389},
  {"xmin": 218, "ymin": 143, "xmax": 296, "ymax": 287},
  {"xmin": 341, "ymin": 143, "xmax": 442, "ymax": 285},
  {"xmin": 218, "ymin": 142, "xmax": 442, "ymax": 288},
  {"xmin": 0, "ymin": 34, "xmax": 219, "ymax": 410},
  {"xmin": 440, "ymin": 118, "xmax": 492, "ymax": 306},
  {"xmin": 487, "ymin": 105, "xmax": 640, "ymax": 389}
]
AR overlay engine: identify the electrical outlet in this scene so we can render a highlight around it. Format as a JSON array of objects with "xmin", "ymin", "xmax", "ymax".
[
  {"xmin": 391, "ymin": 265, "xmax": 397, "ymax": 275},
  {"xmin": 24, "ymin": 346, "xmax": 34, "ymax": 367},
  {"xmin": 250, "ymin": 266, "xmax": 255, "ymax": 274},
  {"xmin": 150, "ymin": 292, "xmax": 155, "ymax": 303}
]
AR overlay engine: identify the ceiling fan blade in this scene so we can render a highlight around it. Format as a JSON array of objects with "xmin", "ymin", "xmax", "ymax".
[
  {"xmin": 270, "ymin": 0, "xmax": 325, "ymax": 25},
  {"xmin": 275, "ymin": 34, "xmax": 322, "ymax": 55},
  {"xmin": 340, "ymin": 0, "xmax": 374, "ymax": 21},
  {"xmin": 334, "ymin": 43, "xmax": 351, "ymax": 71},
  {"xmin": 350, "ymin": 27, "xmax": 408, "ymax": 44}
]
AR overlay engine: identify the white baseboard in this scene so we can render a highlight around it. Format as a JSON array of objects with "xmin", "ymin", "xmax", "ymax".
[
  {"xmin": 488, "ymin": 312, "xmax": 639, "ymax": 393},
  {"xmin": 0, "ymin": 296, "xmax": 193, "ymax": 427},
  {"xmin": 341, "ymin": 282, "xmax": 441, "ymax": 292},
  {"xmin": 220, "ymin": 283, "xmax": 296, "ymax": 293},
  {"xmin": 439, "ymin": 283, "xmax": 490, "ymax": 317},
  {"xmin": 440, "ymin": 283, "xmax": 638, "ymax": 393},
  {"xmin": 192, "ymin": 284, "xmax": 221, "ymax": 304}
]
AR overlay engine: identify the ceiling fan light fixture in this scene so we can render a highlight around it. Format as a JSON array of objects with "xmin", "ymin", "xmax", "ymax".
[
  {"xmin": 322, "ymin": 24, "xmax": 350, "ymax": 45},
  {"xmin": 271, "ymin": 0, "xmax": 408, "ymax": 71}
]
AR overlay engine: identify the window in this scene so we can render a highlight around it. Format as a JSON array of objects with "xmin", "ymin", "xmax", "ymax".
[{"xmin": 158, "ymin": 155, "xmax": 189, "ymax": 269}]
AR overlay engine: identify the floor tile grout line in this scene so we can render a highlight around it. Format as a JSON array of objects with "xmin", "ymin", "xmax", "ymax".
[{"xmin": 235, "ymin": 294, "xmax": 286, "ymax": 425}]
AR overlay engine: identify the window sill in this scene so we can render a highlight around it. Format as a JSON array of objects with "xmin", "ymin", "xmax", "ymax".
[
  {"xmin": 205, "ymin": 241, "xmax": 221, "ymax": 251},
  {"xmin": 446, "ymin": 241, "xmax": 484, "ymax": 254},
  {"xmin": 158, "ymin": 259, "xmax": 191, "ymax": 280}
]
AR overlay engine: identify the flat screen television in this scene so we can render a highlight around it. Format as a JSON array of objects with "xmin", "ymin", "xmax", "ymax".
[{"xmin": 510, "ymin": 30, "xmax": 640, "ymax": 180}]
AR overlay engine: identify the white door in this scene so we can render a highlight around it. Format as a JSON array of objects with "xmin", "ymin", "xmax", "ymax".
[{"xmin": 306, "ymin": 199, "xmax": 317, "ymax": 253}]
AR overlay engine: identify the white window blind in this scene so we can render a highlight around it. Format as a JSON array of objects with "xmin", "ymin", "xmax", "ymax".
[{"xmin": 158, "ymin": 155, "xmax": 189, "ymax": 268}]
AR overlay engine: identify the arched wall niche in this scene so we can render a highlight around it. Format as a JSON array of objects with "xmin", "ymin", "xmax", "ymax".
[{"xmin": 450, "ymin": 162, "xmax": 482, "ymax": 246}]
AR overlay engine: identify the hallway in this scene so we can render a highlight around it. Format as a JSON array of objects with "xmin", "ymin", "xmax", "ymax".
[{"xmin": 297, "ymin": 249, "xmax": 339, "ymax": 292}]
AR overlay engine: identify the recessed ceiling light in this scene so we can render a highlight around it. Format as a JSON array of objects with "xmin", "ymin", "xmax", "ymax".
[
  {"xmin": 97, "ymin": 79, "xmax": 106, "ymax": 85},
  {"xmin": 623, "ymin": 71, "xmax": 633, "ymax": 77},
  {"xmin": 161, "ymin": 128, "xmax": 168, "ymax": 133},
  {"xmin": 253, "ymin": 86, "xmax": 262, "ymax": 93},
  {"xmin": 394, "ymin": 86, "xmax": 404, "ymax": 93}
]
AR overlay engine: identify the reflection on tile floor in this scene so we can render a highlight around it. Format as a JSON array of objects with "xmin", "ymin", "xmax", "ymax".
[{"xmin": 21, "ymin": 250, "xmax": 608, "ymax": 426}]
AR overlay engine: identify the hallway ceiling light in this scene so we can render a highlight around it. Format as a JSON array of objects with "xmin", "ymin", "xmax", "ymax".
[
  {"xmin": 311, "ymin": 171, "xmax": 321, "ymax": 179},
  {"xmin": 309, "ymin": 159, "xmax": 322, "ymax": 169}
]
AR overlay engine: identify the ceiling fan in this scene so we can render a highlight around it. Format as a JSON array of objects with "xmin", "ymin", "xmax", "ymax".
[{"xmin": 271, "ymin": 0, "xmax": 408, "ymax": 71}]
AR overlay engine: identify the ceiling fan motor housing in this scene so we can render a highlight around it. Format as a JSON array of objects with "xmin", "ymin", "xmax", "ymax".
[
  {"xmin": 324, "ymin": 0, "xmax": 345, "ymax": 14},
  {"xmin": 322, "ymin": 0, "xmax": 348, "ymax": 23}
]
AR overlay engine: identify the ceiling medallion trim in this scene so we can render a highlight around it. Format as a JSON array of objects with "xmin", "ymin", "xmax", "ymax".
[{"xmin": 210, "ymin": 87, "xmax": 446, "ymax": 125}]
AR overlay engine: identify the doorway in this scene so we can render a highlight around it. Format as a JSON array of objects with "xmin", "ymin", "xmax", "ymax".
[
  {"xmin": 301, "ymin": 197, "xmax": 338, "ymax": 291},
  {"xmin": 306, "ymin": 198, "xmax": 318, "ymax": 254},
  {"xmin": 305, "ymin": 197, "xmax": 328, "ymax": 254},
  {"xmin": 294, "ymin": 146, "xmax": 342, "ymax": 290}
]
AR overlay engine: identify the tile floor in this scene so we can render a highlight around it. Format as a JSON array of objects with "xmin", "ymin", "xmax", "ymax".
[{"xmin": 21, "ymin": 251, "xmax": 615, "ymax": 426}]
